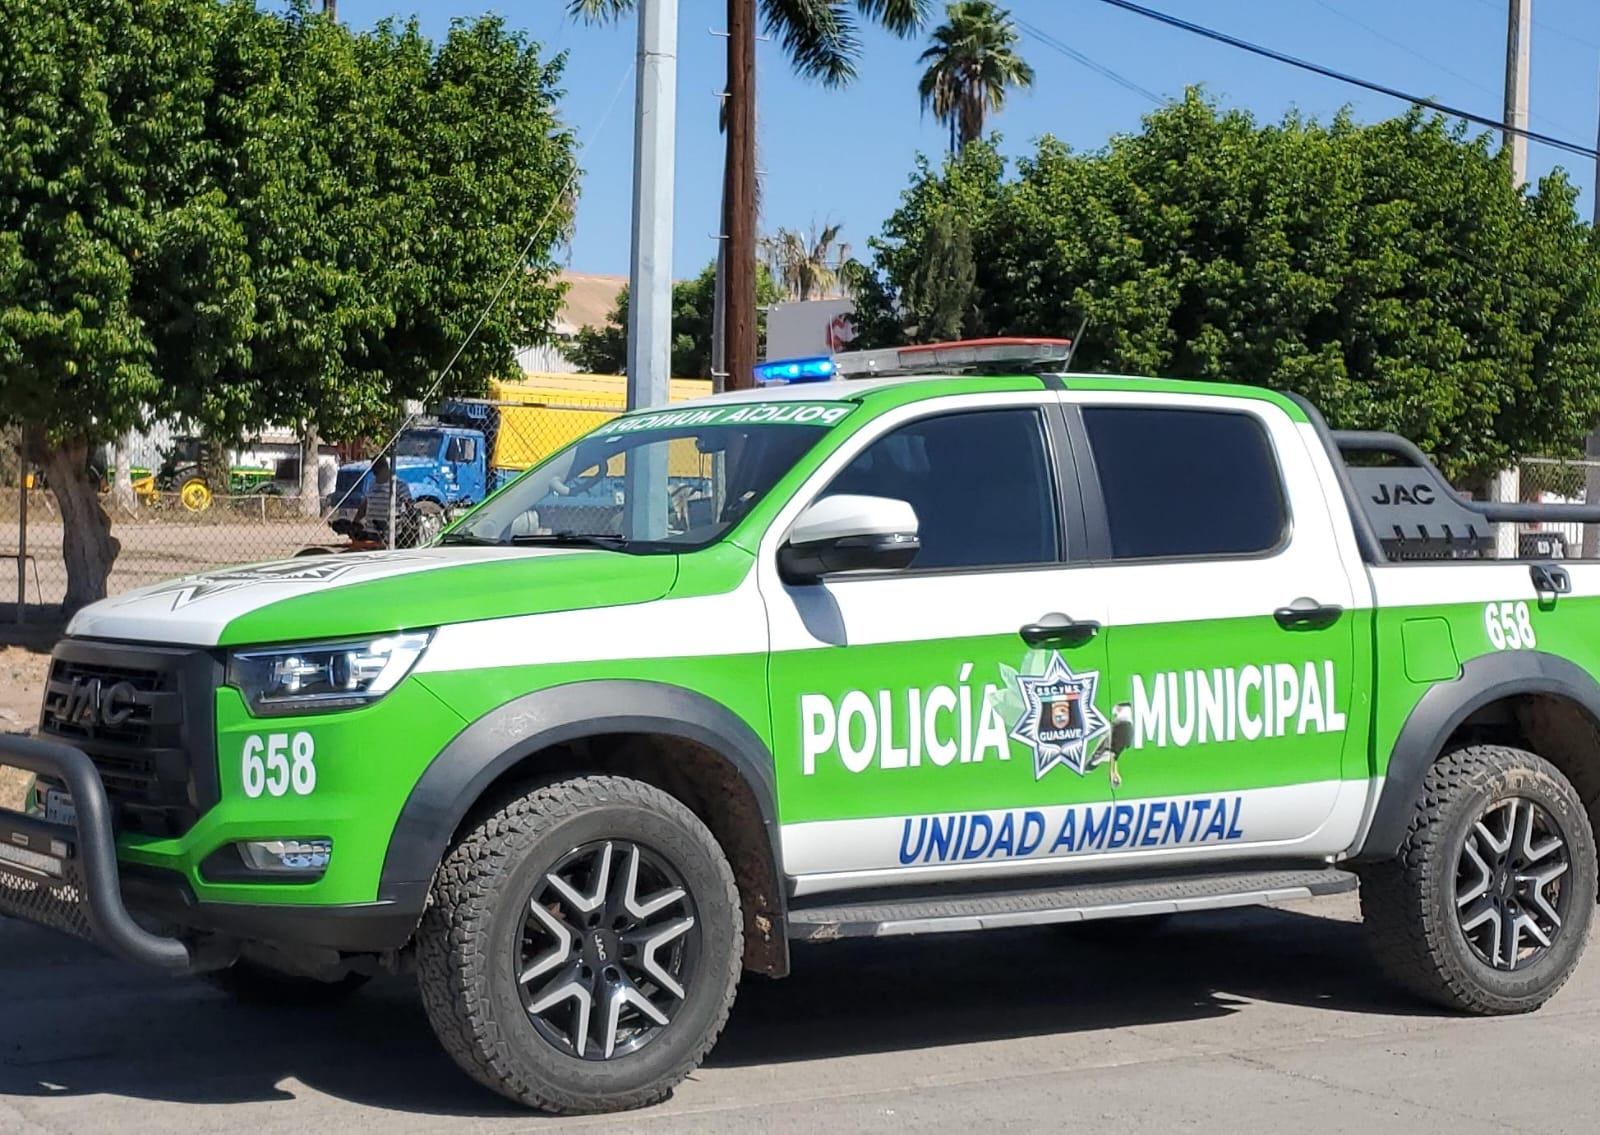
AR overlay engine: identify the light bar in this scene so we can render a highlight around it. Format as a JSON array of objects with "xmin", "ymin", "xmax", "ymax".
[
  {"xmin": 833, "ymin": 337, "xmax": 1075, "ymax": 378},
  {"xmin": 754, "ymin": 356, "xmax": 837, "ymax": 386}
]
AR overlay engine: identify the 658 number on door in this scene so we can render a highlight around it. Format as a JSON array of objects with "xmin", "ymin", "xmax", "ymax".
[{"xmin": 241, "ymin": 733, "xmax": 317, "ymax": 798}]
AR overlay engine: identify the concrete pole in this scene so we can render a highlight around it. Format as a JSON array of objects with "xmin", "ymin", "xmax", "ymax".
[
  {"xmin": 624, "ymin": 0, "xmax": 677, "ymax": 540},
  {"xmin": 1504, "ymin": 0, "xmax": 1531, "ymax": 184},
  {"xmin": 1493, "ymin": 0, "xmax": 1532, "ymax": 558}
]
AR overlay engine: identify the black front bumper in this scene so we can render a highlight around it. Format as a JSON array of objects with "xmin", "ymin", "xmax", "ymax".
[
  {"xmin": 0, "ymin": 733, "xmax": 196, "ymax": 971},
  {"xmin": 0, "ymin": 734, "xmax": 429, "ymax": 968}
]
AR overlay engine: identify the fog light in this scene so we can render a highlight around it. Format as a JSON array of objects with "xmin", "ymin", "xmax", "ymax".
[{"xmin": 238, "ymin": 839, "xmax": 332, "ymax": 874}]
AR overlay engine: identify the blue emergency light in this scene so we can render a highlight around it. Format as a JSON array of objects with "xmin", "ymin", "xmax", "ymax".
[{"xmin": 754, "ymin": 356, "xmax": 836, "ymax": 386}]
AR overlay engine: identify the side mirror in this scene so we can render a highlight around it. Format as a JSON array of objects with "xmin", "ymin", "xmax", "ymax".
[{"xmin": 778, "ymin": 494, "xmax": 920, "ymax": 584}]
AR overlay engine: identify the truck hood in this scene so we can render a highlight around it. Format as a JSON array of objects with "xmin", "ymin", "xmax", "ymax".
[{"xmin": 66, "ymin": 546, "xmax": 680, "ymax": 648}]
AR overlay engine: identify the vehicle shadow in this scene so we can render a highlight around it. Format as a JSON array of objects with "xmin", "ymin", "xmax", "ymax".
[
  {"xmin": 0, "ymin": 902, "xmax": 1439, "ymax": 1119},
  {"xmin": 709, "ymin": 902, "xmax": 1432, "ymax": 1068}
]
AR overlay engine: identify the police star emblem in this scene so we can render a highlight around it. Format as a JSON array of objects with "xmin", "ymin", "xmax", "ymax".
[{"xmin": 1009, "ymin": 652, "xmax": 1111, "ymax": 780}]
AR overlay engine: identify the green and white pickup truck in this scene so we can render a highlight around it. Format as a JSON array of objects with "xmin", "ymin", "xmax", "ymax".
[{"xmin": 5, "ymin": 338, "xmax": 1600, "ymax": 1114}]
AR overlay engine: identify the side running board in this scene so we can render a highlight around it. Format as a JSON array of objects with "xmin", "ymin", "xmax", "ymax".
[{"xmin": 786, "ymin": 867, "xmax": 1358, "ymax": 941}]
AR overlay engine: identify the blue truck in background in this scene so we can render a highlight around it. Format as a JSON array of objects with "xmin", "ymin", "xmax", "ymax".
[{"xmin": 323, "ymin": 375, "xmax": 715, "ymax": 545}]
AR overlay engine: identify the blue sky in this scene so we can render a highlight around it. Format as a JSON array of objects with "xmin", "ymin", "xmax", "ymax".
[{"xmin": 327, "ymin": 0, "xmax": 1600, "ymax": 279}]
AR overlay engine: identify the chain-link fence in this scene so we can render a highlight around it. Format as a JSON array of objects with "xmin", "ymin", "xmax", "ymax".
[
  {"xmin": 1502, "ymin": 456, "xmax": 1600, "ymax": 559},
  {"xmin": 1, "ymin": 397, "xmax": 638, "ymax": 621}
]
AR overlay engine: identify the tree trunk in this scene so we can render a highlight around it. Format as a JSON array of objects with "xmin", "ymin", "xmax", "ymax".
[
  {"xmin": 110, "ymin": 435, "xmax": 137, "ymax": 516},
  {"xmin": 723, "ymin": 0, "xmax": 758, "ymax": 390},
  {"xmin": 323, "ymin": 0, "xmax": 337, "ymax": 20},
  {"xmin": 43, "ymin": 438, "xmax": 120, "ymax": 616},
  {"xmin": 299, "ymin": 423, "xmax": 322, "ymax": 518}
]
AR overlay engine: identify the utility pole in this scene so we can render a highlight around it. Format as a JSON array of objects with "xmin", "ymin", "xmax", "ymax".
[
  {"xmin": 1504, "ymin": 0, "xmax": 1531, "ymax": 183},
  {"xmin": 723, "ymin": 0, "xmax": 758, "ymax": 390},
  {"xmin": 624, "ymin": 0, "xmax": 678, "ymax": 539},
  {"xmin": 1494, "ymin": 0, "xmax": 1532, "ymax": 558},
  {"xmin": 1586, "ymin": 67, "xmax": 1600, "ymax": 557}
]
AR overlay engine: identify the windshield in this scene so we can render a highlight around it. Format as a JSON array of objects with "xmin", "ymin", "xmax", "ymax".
[
  {"xmin": 396, "ymin": 430, "xmax": 443, "ymax": 459},
  {"xmin": 446, "ymin": 401, "xmax": 853, "ymax": 552}
]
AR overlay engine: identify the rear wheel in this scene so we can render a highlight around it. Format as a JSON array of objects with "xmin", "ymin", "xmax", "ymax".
[
  {"xmin": 1359, "ymin": 744, "xmax": 1597, "ymax": 1015},
  {"xmin": 179, "ymin": 477, "xmax": 212, "ymax": 512},
  {"xmin": 416, "ymin": 775, "xmax": 742, "ymax": 1114}
]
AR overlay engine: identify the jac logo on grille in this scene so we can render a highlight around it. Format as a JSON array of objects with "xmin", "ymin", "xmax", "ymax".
[{"xmin": 44, "ymin": 678, "xmax": 139, "ymax": 730}]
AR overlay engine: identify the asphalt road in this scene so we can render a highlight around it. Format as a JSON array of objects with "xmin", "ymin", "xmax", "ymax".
[{"xmin": 4, "ymin": 892, "xmax": 1599, "ymax": 1134}]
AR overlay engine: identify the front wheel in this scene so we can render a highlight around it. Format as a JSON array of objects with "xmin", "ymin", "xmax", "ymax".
[
  {"xmin": 416, "ymin": 775, "xmax": 743, "ymax": 1114},
  {"xmin": 407, "ymin": 500, "xmax": 445, "ymax": 546},
  {"xmin": 1359, "ymin": 744, "xmax": 1597, "ymax": 1015}
]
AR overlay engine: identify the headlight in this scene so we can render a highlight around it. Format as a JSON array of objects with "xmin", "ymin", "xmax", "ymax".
[{"xmin": 227, "ymin": 631, "xmax": 432, "ymax": 715}]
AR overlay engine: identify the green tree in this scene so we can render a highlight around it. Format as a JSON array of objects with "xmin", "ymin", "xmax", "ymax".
[
  {"xmin": 763, "ymin": 222, "xmax": 849, "ymax": 301},
  {"xmin": 917, "ymin": 1, "xmax": 1034, "ymax": 153},
  {"xmin": 901, "ymin": 208, "xmax": 976, "ymax": 342},
  {"xmin": 211, "ymin": 6, "xmax": 575, "ymax": 450},
  {"xmin": 842, "ymin": 138, "xmax": 1005, "ymax": 348},
  {"xmin": 0, "ymin": 0, "xmax": 254, "ymax": 611},
  {"xmin": 566, "ymin": 261, "xmax": 780, "ymax": 379},
  {"xmin": 0, "ymin": 0, "xmax": 576, "ymax": 613},
  {"xmin": 570, "ymin": 1, "xmax": 930, "ymax": 389},
  {"xmin": 867, "ymin": 90, "xmax": 1600, "ymax": 483}
]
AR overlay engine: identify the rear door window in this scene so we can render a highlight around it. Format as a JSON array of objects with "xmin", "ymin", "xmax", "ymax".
[{"xmin": 1081, "ymin": 407, "xmax": 1289, "ymax": 560}]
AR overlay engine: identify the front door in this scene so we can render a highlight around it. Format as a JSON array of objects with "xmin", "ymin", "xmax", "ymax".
[
  {"xmin": 1071, "ymin": 393, "xmax": 1367, "ymax": 864},
  {"xmin": 761, "ymin": 394, "xmax": 1123, "ymax": 894}
]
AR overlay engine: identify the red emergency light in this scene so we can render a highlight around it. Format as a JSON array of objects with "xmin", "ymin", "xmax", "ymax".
[{"xmin": 833, "ymin": 336, "xmax": 1075, "ymax": 378}]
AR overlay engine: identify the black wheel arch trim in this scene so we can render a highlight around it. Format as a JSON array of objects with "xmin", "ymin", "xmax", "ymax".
[
  {"xmin": 1355, "ymin": 650, "xmax": 1600, "ymax": 861},
  {"xmin": 378, "ymin": 678, "xmax": 786, "ymax": 923}
]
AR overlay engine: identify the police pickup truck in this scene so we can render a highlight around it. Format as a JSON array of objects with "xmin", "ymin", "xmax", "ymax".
[{"xmin": 4, "ymin": 337, "xmax": 1599, "ymax": 1114}]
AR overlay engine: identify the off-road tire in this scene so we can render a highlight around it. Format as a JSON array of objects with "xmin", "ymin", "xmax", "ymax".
[
  {"xmin": 201, "ymin": 959, "xmax": 371, "ymax": 1006},
  {"xmin": 1358, "ymin": 744, "xmax": 1597, "ymax": 1015},
  {"xmin": 408, "ymin": 500, "xmax": 445, "ymax": 547},
  {"xmin": 415, "ymin": 775, "xmax": 743, "ymax": 1115}
]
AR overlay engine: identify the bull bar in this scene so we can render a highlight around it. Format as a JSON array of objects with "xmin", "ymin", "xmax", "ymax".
[{"xmin": 0, "ymin": 733, "xmax": 197, "ymax": 971}]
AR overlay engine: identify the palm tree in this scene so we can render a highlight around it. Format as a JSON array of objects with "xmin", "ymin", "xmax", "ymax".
[
  {"xmin": 571, "ymin": 1, "xmax": 930, "ymax": 388},
  {"xmin": 917, "ymin": 1, "xmax": 1034, "ymax": 153},
  {"xmin": 763, "ymin": 222, "xmax": 849, "ymax": 301}
]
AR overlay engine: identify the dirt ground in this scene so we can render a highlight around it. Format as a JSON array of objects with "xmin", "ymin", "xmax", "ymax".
[{"xmin": 0, "ymin": 641, "xmax": 53, "ymax": 812}]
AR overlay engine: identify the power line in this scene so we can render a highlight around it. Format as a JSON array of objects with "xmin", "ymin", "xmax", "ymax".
[
  {"xmin": 1015, "ymin": 18, "xmax": 1167, "ymax": 107},
  {"xmin": 1087, "ymin": 0, "xmax": 1600, "ymax": 161},
  {"xmin": 1466, "ymin": 0, "xmax": 1600, "ymax": 53},
  {"xmin": 1311, "ymin": 0, "xmax": 1589, "ymax": 143}
]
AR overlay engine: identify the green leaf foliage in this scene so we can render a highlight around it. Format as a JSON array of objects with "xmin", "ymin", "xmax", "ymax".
[
  {"xmin": 0, "ymin": 0, "xmax": 578, "ymax": 609},
  {"xmin": 861, "ymin": 90, "xmax": 1600, "ymax": 482}
]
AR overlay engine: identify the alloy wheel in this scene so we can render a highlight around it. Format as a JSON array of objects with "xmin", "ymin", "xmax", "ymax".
[
  {"xmin": 516, "ymin": 839, "xmax": 698, "ymax": 1061},
  {"xmin": 1455, "ymin": 797, "xmax": 1572, "ymax": 971}
]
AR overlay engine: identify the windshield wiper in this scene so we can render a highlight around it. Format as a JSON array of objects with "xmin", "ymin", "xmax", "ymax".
[
  {"xmin": 508, "ymin": 532, "xmax": 630, "ymax": 549},
  {"xmin": 438, "ymin": 532, "xmax": 503, "ymax": 546}
]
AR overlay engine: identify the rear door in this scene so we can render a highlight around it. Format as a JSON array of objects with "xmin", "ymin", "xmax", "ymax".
[{"xmin": 1069, "ymin": 391, "xmax": 1371, "ymax": 864}]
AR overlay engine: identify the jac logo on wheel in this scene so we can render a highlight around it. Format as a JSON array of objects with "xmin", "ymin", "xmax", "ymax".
[{"xmin": 43, "ymin": 677, "xmax": 139, "ymax": 731}]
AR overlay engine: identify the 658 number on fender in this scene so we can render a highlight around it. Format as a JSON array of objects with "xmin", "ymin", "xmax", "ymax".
[
  {"xmin": 1484, "ymin": 601, "xmax": 1537, "ymax": 651},
  {"xmin": 241, "ymin": 733, "xmax": 317, "ymax": 798}
]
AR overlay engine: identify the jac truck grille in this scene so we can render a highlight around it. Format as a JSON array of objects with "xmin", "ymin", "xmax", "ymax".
[{"xmin": 36, "ymin": 641, "xmax": 222, "ymax": 838}]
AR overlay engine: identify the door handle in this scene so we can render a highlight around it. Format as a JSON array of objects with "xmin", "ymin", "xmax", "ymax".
[
  {"xmin": 1530, "ymin": 562, "xmax": 1571, "ymax": 596},
  {"xmin": 1020, "ymin": 612, "xmax": 1101, "ymax": 647},
  {"xmin": 1273, "ymin": 597, "xmax": 1343, "ymax": 630}
]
